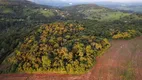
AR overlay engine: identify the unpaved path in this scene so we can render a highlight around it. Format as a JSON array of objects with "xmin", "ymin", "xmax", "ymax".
[{"xmin": 0, "ymin": 37, "xmax": 142, "ymax": 80}]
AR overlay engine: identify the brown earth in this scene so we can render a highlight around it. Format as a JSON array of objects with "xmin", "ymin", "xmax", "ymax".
[{"xmin": 0, "ymin": 37, "xmax": 142, "ymax": 80}]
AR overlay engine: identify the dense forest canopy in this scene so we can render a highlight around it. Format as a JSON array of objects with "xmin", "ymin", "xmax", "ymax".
[{"xmin": 0, "ymin": 22, "xmax": 110, "ymax": 74}]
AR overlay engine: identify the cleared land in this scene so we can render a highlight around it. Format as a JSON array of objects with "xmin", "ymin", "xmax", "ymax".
[{"xmin": 0, "ymin": 36, "xmax": 142, "ymax": 80}]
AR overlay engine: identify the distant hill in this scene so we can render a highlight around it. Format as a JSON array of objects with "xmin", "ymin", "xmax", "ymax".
[
  {"xmin": 28, "ymin": 0, "xmax": 142, "ymax": 13},
  {"xmin": 28, "ymin": 0, "xmax": 90, "ymax": 8},
  {"xmin": 63, "ymin": 4, "xmax": 130, "ymax": 21},
  {"xmin": 95, "ymin": 2, "xmax": 142, "ymax": 13}
]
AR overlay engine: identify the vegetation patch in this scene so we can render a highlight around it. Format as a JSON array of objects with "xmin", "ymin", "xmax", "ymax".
[
  {"xmin": 121, "ymin": 62, "xmax": 135, "ymax": 80},
  {"xmin": 39, "ymin": 9, "xmax": 55, "ymax": 18},
  {"xmin": 112, "ymin": 30, "xmax": 137, "ymax": 39}
]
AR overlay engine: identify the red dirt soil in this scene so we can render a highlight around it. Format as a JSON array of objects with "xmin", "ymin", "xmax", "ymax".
[{"xmin": 0, "ymin": 37, "xmax": 142, "ymax": 80}]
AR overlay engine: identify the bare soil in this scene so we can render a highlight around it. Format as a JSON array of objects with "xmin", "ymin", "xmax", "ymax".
[{"xmin": 0, "ymin": 37, "xmax": 142, "ymax": 80}]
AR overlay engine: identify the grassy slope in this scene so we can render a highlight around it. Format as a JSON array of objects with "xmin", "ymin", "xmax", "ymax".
[{"xmin": 63, "ymin": 4, "xmax": 130, "ymax": 21}]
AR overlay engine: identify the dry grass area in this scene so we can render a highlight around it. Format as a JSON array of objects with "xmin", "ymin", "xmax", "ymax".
[{"xmin": 0, "ymin": 37, "xmax": 142, "ymax": 80}]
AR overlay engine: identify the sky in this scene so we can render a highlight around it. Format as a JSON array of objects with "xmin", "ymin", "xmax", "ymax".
[{"xmin": 29, "ymin": 0, "xmax": 142, "ymax": 3}]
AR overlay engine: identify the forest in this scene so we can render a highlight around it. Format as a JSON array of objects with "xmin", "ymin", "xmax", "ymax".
[{"xmin": 1, "ymin": 22, "xmax": 110, "ymax": 74}]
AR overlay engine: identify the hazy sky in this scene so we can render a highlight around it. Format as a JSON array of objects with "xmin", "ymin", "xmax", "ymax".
[{"xmin": 29, "ymin": 0, "xmax": 142, "ymax": 3}]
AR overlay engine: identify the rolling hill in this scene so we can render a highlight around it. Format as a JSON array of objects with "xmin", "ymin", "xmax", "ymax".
[
  {"xmin": 63, "ymin": 4, "xmax": 130, "ymax": 21},
  {"xmin": 95, "ymin": 2, "xmax": 142, "ymax": 13}
]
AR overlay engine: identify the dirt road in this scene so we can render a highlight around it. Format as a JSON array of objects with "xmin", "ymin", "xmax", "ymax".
[{"xmin": 0, "ymin": 37, "xmax": 142, "ymax": 80}]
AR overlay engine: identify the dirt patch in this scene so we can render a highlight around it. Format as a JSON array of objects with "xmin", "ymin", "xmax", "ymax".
[{"xmin": 0, "ymin": 37, "xmax": 142, "ymax": 80}]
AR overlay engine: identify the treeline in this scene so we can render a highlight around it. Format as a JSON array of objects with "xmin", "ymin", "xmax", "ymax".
[
  {"xmin": 1, "ymin": 22, "xmax": 110, "ymax": 74},
  {"xmin": 112, "ymin": 30, "xmax": 137, "ymax": 39}
]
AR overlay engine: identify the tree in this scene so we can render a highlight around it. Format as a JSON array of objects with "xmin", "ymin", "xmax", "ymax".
[{"xmin": 42, "ymin": 56, "xmax": 51, "ymax": 69}]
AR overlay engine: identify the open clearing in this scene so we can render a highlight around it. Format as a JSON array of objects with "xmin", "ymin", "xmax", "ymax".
[{"xmin": 0, "ymin": 37, "xmax": 142, "ymax": 80}]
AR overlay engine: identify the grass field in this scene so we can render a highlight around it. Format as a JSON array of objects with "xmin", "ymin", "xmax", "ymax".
[
  {"xmin": 0, "ymin": 7, "xmax": 13, "ymax": 14},
  {"xmin": 78, "ymin": 8, "xmax": 130, "ymax": 21},
  {"xmin": 39, "ymin": 9, "xmax": 55, "ymax": 17}
]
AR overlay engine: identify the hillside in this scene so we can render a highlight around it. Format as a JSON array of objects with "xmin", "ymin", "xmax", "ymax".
[
  {"xmin": 63, "ymin": 4, "xmax": 130, "ymax": 21},
  {"xmin": 0, "ymin": 0, "xmax": 69, "ymax": 66},
  {"xmin": 0, "ymin": 0, "xmax": 67, "ymax": 30}
]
